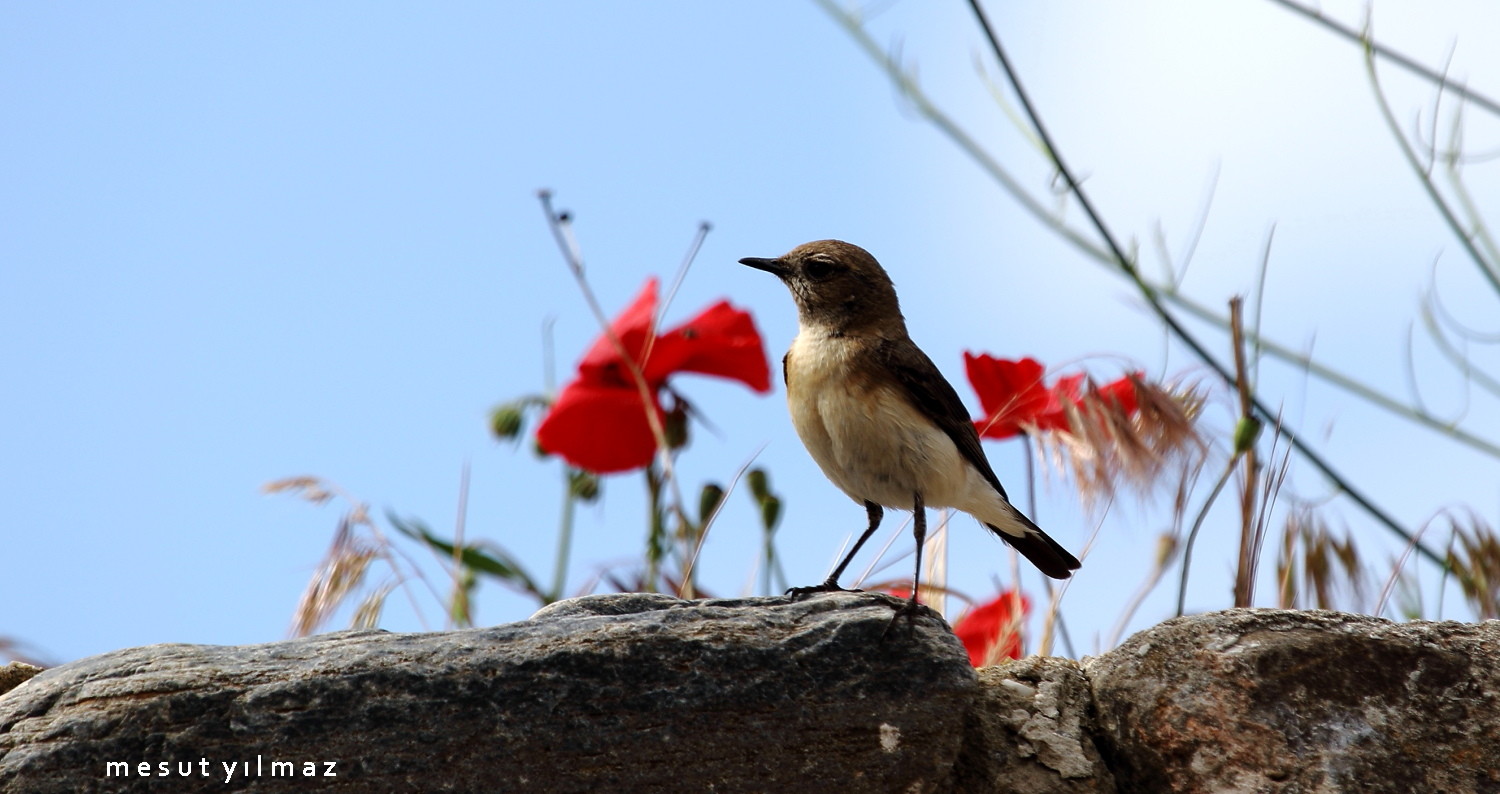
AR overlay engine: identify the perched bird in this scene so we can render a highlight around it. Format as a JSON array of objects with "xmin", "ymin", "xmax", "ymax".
[{"xmin": 740, "ymin": 240, "xmax": 1079, "ymax": 619}]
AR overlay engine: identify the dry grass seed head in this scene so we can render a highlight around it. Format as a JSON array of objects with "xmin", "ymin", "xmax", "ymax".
[
  {"xmin": 290, "ymin": 513, "xmax": 379, "ymax": 637},
  {"xmin": 262, "ymin": 475, "xmax": 335, "ymax": 505},
  {"xmin": 351, "ymin": 581, "xmax": 396, "ymax": 630},
  {"xmin": 1448, "ymin": 513, "xmax": 1500, "ymax": 619},
  {"xmin": 1038, "ymin": 375, "xmax": 1208, "ymax": 508},
  {"xmin": 1276, "ymin": 510, "xmax": 1368, "ymax": 612}
]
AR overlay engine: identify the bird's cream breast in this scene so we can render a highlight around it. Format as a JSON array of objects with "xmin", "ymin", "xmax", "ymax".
[
  {"xmin": 784, "ymin": 331, "xmax": 971, "ymax": 509},
  {"xmin": 783, "ymin": 331, "xmax": 851, "ymax": 464},
  {"xmin": 785, "ymin": 330, "xmax": 854, "ymax": 391}
]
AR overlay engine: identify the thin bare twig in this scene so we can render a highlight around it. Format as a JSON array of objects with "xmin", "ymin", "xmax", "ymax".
[
  {"xmin": 679, "ymin": 444, "xmax": 766, "ymax": 593},
  {"xmin": 450, "ymin": 461, "xmax": 471, "ymax": 627},
  {"xmin": 1376, "ymin": 518, "xmax": 1434, "ymax": 617},
  {"xmin": 816, "ymin": 0, "xmax": 1500, "ymax": 462},
  {"xmin": 1363, "ymin": 43, "xmax": 1500, "ymax": 294},
  {"xmin": 1108, "ymin": 532, "xmax": 1177, "ymax": 648},
  {"xmin": 1176, "ymin": 455, "xmax": 1237, "ymax": 617},
  {"xmin": 537, "ymin": 191, "xmax": 677, "ymax": 474},
  {"xmin": 963, "ymin": 0, "xmax": 1445, "ymax": 569},
  {"xmin": 1230, "ymin": 298, "xmax": 1259, "ymax": 607},
  {"xmin": 1265, "ymin": 0, "xmax": 1500, "ymax": 119}
]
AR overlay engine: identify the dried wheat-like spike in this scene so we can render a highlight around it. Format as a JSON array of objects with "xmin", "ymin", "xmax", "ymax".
[
  {"xmin": 1038, "ymin": 375, "xmax": 1208, "ymax": 508},
  {"xmin": 290, "ymin": 514, "xmax": 377, "ymax": 637},
  {"xmin": 351, "ymin": 581, "xmax": 395, "ymax": 630},
  {"xmin": 1448, "ymin": 514, "xmax": 1500, "ymax": 619},
  {"xmin": 262, "ymin": 475, "xmax": 333, "ymax": 505},
  {"xmin": 1276, "ymin": 509, "xmax": 1370, "ymax": 612}
]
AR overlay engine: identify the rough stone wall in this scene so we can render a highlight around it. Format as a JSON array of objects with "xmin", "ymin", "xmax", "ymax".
[
  {"xmin": 2, "ymin": 596, "xmax": 1496, "ymax": 793},
  {"xmin": 1088, "ymin": 610, "xmax": 1500, "ymax": 793}
]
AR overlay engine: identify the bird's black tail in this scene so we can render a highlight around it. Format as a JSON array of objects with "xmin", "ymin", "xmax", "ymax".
[{"xmin": 986, "ymin": 513, "xmax": 1081, "ymax": 580}]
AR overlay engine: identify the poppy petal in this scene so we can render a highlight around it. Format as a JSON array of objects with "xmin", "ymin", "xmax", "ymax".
[
  {"xmin": 535, "ymin": 377, "xmax": 663, "ymax": 474},
  {"xmin": 1095, "ymin": 374, "xmax": 1141, "ymax": 415},
  {"xmin": 1033, "ymin": 373, "xmax": 1087, "ymax": 432},
  {"xmin": 952, "ymin": 589, "xmax": 1030, "ymax": 666},
  {"xmin": 578, "ymin": 278, "xmax": 660, "ymax": 385},
  {"xmin": 965, "ymin": 353, "xmax": 1049, "ymax": 439},
  {"xmin": 647, "ymin": 301, "xmax": 772, "ymax": 393},
  {"xmin": 543, "ymin": 278, "xmax": 773, "ymax": 474}
]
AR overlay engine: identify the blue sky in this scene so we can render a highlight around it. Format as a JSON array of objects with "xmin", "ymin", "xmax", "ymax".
[{"xmin": 5, "ymin": 1, "xmax": 1499, "ymax": 664}]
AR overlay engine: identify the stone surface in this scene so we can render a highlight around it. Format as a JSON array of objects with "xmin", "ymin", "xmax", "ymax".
[
  {"xmin": 9, "ymin": 601, "xmax": 1500, "ymax": 793},
  {"xmin": 1087, "ymin": 608, "xmax": 1500, "ymax": 794},
  {"xmin": 0, "ymin": 592, "xmax": 976, "ymax": 794},
  {"xmin": 0, "ymin": 666, "xmax": 40, "ymax": 699},
  {"xmin": 952, "ymin": 657, "xmax": 1116, "ymax": 793}
]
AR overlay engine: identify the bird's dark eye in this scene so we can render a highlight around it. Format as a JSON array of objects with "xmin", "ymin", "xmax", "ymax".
[{"xmin": 804, "ymin": 257, "xmax": 835, "ymax": 280}]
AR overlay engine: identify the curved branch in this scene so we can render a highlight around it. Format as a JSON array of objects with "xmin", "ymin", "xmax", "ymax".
[
  {"xmin": 1266, "ymin": 0, "xmax": 1500, "ymax": 120},
  {"xmin": 960, "ymin": 0, "xmax": 1443, "ymax": 567},
  {"xmin": 812, "ymin": 0, "xmax": 1500, "ymax": 463}
]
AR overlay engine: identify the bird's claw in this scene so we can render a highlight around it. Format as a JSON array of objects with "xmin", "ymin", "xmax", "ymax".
[
  {"xmin": 785, "ymin": 579, "xmax": 859, "ymax": 600},
  {"xmin": 879, "ymin": 596, "xmax": 921, "ymax": 640}
]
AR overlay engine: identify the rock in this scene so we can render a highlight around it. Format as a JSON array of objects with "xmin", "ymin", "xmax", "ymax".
[
  {"xmin": 952, "ymin": 657, "xmax": 1117, "ymax": 793},
  {"xmin": 9, "ymin": 599, "xmax": 1500, "ymax": 793},
  {"xmin": 0, "ymin": 666, "xmax": 41, "ymax": 699},
  {"xmin": 1088, "ymin": 608, "xmax": 1500, "ymax": 793},
  {"xmin": 0, "ymin": 592, "xmax": 976, "ymax": 793}
]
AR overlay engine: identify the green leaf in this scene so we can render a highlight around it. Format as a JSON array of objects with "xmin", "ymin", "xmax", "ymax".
[{"xmin": 388, "ymin": 513, "xmax": 545, "ymax": 599}]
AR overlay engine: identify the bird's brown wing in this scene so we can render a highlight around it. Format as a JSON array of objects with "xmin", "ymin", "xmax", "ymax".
[
  {"xmin": 875, "ymin": 338, "xmax": 1080, "ymax": 579},
  {"xmin": 874, "ymin": 338, "xmax": 1009, "ymax": 498}
]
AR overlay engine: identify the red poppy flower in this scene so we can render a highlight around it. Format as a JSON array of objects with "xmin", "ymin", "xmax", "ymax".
[
  {"xmin": 1097, "ymin": 376, "xmax": 1138, "ymax": 414},
  {"xmin": 964, "ymin": 354, "xmax": 1057, "ymax": 439},
  {"xmin": 952, "ymin": 589, "xmax": 1029, "ymax": 666},
  {"xmin": 536, "ymin": 278, "xmax": 772, "ymax": 474},
  {"xmin": 965, "ymin": 353, "xmax": 1140, "ymax": 439}
]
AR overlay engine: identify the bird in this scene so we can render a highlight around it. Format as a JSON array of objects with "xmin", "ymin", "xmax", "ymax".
[{"xmin": 740, "ymin": 240, "xmax": 1080, "ymax": 621}]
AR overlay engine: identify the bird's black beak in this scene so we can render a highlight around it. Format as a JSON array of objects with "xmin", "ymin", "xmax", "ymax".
[{"xmin": 739, "ymin": 256, "xmax": 788, "ymax": 277}]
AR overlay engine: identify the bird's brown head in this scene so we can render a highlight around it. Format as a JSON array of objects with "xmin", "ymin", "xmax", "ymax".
[{"xmin": 739, "ymin": 240, "xmax": 905, "ymax": 336}]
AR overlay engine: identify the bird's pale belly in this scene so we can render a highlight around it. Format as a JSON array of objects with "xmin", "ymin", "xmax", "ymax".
[
  {"xmin": 785, "ymin": 330, "xmax": 988, "ymax": 512},
  {"xmin": 790, "ymin": 381, "xmax": 970, "ymax": 510}
]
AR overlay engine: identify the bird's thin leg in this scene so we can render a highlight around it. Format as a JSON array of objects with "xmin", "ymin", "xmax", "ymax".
[
  {"xmin": 883, "ymin": 491, "xmax": 925, "ymax": 636},
  {"xmin": 788, "ymin": 501, "xmax": 883, "ymax": 598},
  {"xmin": 907, "ymin": 491, "xmax": 926, "ymax": 610}
]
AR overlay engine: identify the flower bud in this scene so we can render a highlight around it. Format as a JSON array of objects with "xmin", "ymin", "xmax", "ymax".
[
  {"xmin": 664, "ymin": 403, "xmax": 689, "ymax": 450},
  {"xmin": 699, "ymin": 483, "xmax": 725, "ymax": 523},
  {"xmin": 759, "ymin": 495, "xmax": 782, "ymax": 533},
  {"xmin": 1232, "ymin": 416, "xmax": 1262, "ymax": 455},
  {"xmin": 747, "ymin": 468, "xmax": 770, "ymax": 501},
  {"xmin": 568, "ymin": 469, "xmax": 600, "ymax": 502},
  {"xmin": 490, "ymin": 403, "xmax": 525, "ymax": 440}
]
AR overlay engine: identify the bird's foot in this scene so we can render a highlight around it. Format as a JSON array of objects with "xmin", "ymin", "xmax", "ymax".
[
  {"xmin": 785, "ymin": 578, "xmax": 859, "ymax": 600},
  {"xmin": 879, "ymin": 594, "xmax": 922, "ymax": 641}
]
